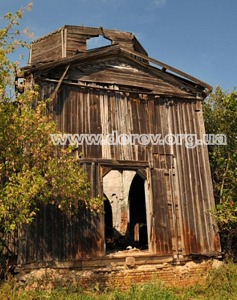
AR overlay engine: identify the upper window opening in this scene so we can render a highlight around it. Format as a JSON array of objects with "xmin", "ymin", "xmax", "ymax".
[{"xmin": 87, "ymin": 35, "xmax": 111, "ymax": 50}]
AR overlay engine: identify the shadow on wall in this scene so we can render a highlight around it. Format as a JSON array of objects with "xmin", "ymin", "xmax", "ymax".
[{"xmin": 19, "ymin": 202, "xmax": 103, "ymax": 264}]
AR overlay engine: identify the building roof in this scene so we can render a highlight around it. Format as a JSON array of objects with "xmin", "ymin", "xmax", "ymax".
[{"xmin": 22, "ymin": 41, "xmax": 212, "ymax": 98}]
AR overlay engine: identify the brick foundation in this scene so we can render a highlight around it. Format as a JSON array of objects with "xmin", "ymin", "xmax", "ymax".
[{"xmin": 16, "ymin": 258, "xmax": 222, "ymax": 290}]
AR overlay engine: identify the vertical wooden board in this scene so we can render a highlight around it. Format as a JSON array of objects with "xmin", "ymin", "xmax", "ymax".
[
  {"xmin": 83, "ymin": 90, "xmax": 88, "ymax": 157},
  {"xmin": 60, "ymin": 85, "xmax": 66, "ymax": 133},
  {"xmin": 51, "ymin": 203, "xmax": 58, "ymax": 261},
  {"xmin": 195, "ymin": 104, "xmax": 220, "ymax": 253},
  {"xmin": 88, "ymin": 89, "xmax": 94, "ymax": 158},
  {"xmin": 188, "ymin": 102, "xmax": 207, "ymax": 252},
  {"xmin": 167, "ymin": 170, "xmax": 179, "ymax": 254},
  {"xmin": 118, "ymin": 92, "xmax": 128, "ymax": 160},
  {"xmin": 151, "ymin": 168, "xmax": 173, "ymax": 255},
  {"xmin": 194, "ymin": 106, "xmax": 212, "ymax": 251},
  {"xmin": 172, "ymin": 101, "xmax": 191, "ymax": 254},
  {"xmin": 78, "ymin": 88, "xmax": 84, "ymax": 155},
  {"xmin": 125, "ymin": 92, "xmax": 135, "ymax": 161},
  {"xmin": 135, "ymin": 96, "xmax": 143, "ymax": 160},
  {"xmin": 108, "ymin": 92, "xmax": 115, "ymax": 159},
  {"xmin": 75, "ymin": 88, "xmax": 80, "ymax": 155},
  {"xmin": 153, "ymin": 98, "xmax": 164, "ymax": 154},
  {"xmin": 129, "ymin": 94, "xmax": 136, "ymax": 160},
  {"xmin": 143, "ymin": 95, "xmax": 150, "ymax": 161},
  {"xmin": 122, "ymin": 92, "xmax": 131, "ymax": 160},
  {"xmin": 27, "ymin": 211, "xmax": 37, "ymax": 263},
  {"xmin": 57, "ymin": 206, "xmax": 64, "ymax": 261},
  {"xmin": 37, "ymin": 203, "xmax": 45, "ymax": 262},
  {"xmin": 126, "ymin": 94, "xmax": 135, "ymax": 160},
  {"xmin": 94, "ymin": 162, "xmax": 105, "ymax": 256},
  {"xmin": 177, "ymin": 100, "xmax": 192, "ymax": 253},
  {"xmin": 115, "ymin": 91, "xmax": 121, "ymax": 160},
  {"xmin": 65, "ymin": 86, "xmax": 70, "ymax": 134},
  {"xmin": 147, "ymin": 97, "xmax": 155, "ymax": 166},
  {"xmin": 159, "ymin": 99, "xmax": 172, "ymax": 156},
  {"xmin": 64, "ymin": 217, "xmax": 70, "ymax": 262},
  {"xmin": 137, "ymin": 96, "xmax": 148, "ymax": 161},
  {"xmin": 151, "ymin": 168, "xmax": 161, "ymax": 253},
  {"xmin": 89, "ymin": 89, "xmax": 99, "ymax": 158},
  {"xmin": 169, "ymin": 102, "xmax": 186, "ymax": 254},
  {"xmin": 101, "ymin": 91, "xmax": 111, "ymax": 159},
  {"xmin": 133, "ymin": 95, "xmax": 143, "ymax": 160},
  {"xmin": 60, "ymin": 86, "xmax": 67, "ymax": 133},
  {"xmin": 17, "ymin": 225, "xmax": 26, "ymax": 264},
  {"xmin": 162, "ymin": 173, "xmax": 173, "ymax": 254},
  {"xmin": 115, "ymin": 92, "xmax": 121, "ymax": 159},
  {"xmin": 71, "ymin": 88, "xmax": 77, "ymax": 134},
  {"xmin": 67, "ymin": 218, "xmax": 72, "ymax": 262},
  {"xmin": 97, "ymin": 213, "xmax": 105, "ymax": 257},
  {"xmin": 43, "ymin": 205, "xmax": 53, "ymax": 261},
  {"xmin": 182, "ymin": 102, "xmax": 199, "ymax": 253},
  {"xmin": 127, "ymin": 93, "xmax": 135, "ymax": 161},
  {"xmin": 71, "ymin": 215, "xmax": 76, "ymax": 260},
  {"xmin": 57, "ymin": 87, "xmax": 64, "ymax": 132},
  {"xmin": 94, "ymin": 90, "xmax": 102, "ymax": 158}
]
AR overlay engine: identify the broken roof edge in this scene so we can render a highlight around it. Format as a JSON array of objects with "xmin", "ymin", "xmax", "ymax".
[
  {"xmin": 21, "ymin": 44, "xmax": 212, "ymax": 97},
  {"xmin": 31, "ymin": 27, "xmax": 63, "ymax": 43},
  {"xmin": 31, "ymin": 25, "xmax": 148, "ymax": 56}
]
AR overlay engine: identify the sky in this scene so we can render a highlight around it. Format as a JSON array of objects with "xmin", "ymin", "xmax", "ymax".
[{"xmin": 1, "ymin": 0, "xmax": 237, "ymax": 91}]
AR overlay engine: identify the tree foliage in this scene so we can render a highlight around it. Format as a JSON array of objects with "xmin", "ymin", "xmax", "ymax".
[
  {"xmin": 203, "ymin": 87, "xmax": 237, "ymax": 258},
  {"xmin": 0, "ymin": 5, "xmax": 102, "ymax": 271}
]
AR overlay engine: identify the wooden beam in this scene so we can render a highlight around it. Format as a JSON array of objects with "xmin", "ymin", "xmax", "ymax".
[
  {"xmin": 37, "ymin": 78, "xmax": 200, "ymax": 100},
  {"xmin": 120, "ymin": 48, "xmax": 213, "ymax": 93},
  {"xmin": 50, "ymin": 64, "xmax": 71, "ymax": 103},
  {"xmin": 79, "ymin": 158, "xmax": 149, "ymax": 168}
]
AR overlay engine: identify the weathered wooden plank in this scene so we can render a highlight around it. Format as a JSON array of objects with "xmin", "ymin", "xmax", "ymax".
[
  {"xmin": 183, "ymin": 101, "xmax": 199, "ymax": 254},
  {"xmin": 120, "ymin": 48, "xmax": 212, "ymax": 93},
  {"xmin": 151, "ymin": 168, "xmax": 173, "ymax": 255},
  {"xmin": 174, "ymin": 101, "xmax": 191, "ymax": 254},
  {"xmin": 187, "ymin": 102, "xmax": 206, "ymax": 253}
]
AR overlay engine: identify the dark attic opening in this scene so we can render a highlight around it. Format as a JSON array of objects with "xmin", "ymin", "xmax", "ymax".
[{"xmin": 129, "ymin": 174, "xmax": 148, "ymax": 250}]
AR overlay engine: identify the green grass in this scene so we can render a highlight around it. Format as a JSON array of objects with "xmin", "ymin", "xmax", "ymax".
[{"xmin": 1, "ymin": 262, "xmax": 237, "ymax": 300}]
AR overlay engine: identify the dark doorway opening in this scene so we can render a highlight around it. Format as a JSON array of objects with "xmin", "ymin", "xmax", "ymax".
[
  {"xmin": 103, "ymin": 170, "xmax": 149, "ymax": 255},
  {"xmin": 104, "ymin": 194, "xmax": 114, "ymax": 250},
  {"xmin": 129, "ymin": 174, "xmax": 148, "ymax": 249}
]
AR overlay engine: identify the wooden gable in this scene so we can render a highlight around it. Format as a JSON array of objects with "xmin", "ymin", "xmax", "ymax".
[{"xmin": 35, "ymin": 54, "xmax": 203, "ymax": 100}]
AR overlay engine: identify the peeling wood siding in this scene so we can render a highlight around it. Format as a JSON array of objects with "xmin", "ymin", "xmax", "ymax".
[{"xmin": 17, "ymin": 82, "xmax": 220, "ymax": 265}]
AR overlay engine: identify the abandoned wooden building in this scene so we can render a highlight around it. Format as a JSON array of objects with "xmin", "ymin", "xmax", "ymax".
[{"xmin": 17, "ymin": 25, "xmax": 221, "ymax": 271}]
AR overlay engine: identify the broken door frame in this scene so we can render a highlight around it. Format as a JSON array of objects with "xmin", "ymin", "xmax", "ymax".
[{"xmin": 99, "ymin": 163, "xmax": 153, "ymax": 255}]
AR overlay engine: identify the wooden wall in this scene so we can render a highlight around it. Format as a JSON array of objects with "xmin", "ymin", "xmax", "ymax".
[
  {"xmin": 18, "ymin": 161, "xmax": 104, "ymax": 265},
  {"xmin": 30, "ymin": 26, "xmax": 148, "ymax": 65},
  {"xmin": 30, "ymin": 30, "xmax": 63, "ymax": 64},
  {"xmin": 18, "ymin": 82, "xmax": 220, "ymax": 265}
]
